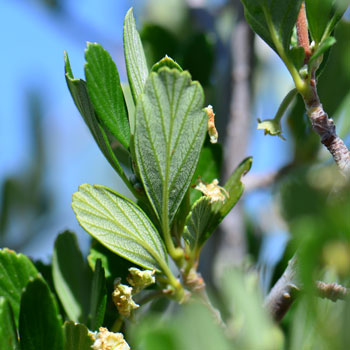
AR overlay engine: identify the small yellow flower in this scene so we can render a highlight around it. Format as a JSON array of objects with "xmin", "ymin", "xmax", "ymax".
[
  {"xmin": 90, "ymin": 327, "xmax": 130, "ymax": 350},
  {"xmin": 195, "ymin": 178, "xmax": 229, "ymax": 203},
  {"xmin": 112, "ymin": 281, "xmax": 139, "ymax": 317},
  {"xmin": 127, "ymin": 268, "xmax": 155, "ymax": 293}
]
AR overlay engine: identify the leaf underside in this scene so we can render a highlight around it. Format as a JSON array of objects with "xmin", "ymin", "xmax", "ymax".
[
  {"xmin": 134, "ymin": 68, "xmax": 207, "ymax": 226},
  {"xmin": 124, "ymin": 8, "xmax": 149, "ymax": 104},
  {"xmin": 72, "ymin": 184, "xmax": 168, "ymax": 271}
]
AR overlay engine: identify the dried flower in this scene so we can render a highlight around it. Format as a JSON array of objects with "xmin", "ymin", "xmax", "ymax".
[
  {"xmin": 205, "ymin": 105, "xmax": 218, "ymax": 144},
  {"xmin": 195, "ymin": 178, "xmax": 229, "ymax": 203}
]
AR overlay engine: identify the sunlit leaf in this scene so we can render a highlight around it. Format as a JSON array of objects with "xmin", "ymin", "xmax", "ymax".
[
  {"xmin": 134, "ymin": 68, "xmax": 207, "ymax": 226},
  {"xmin": 72, "ymin": 184, "xmax": 168, "ymax": 271},
  {"xmin": 85, "ymin": 42, "xmax": 130, "ymax": 149},
  {"xmin": 0, "ymin": 249, "xmax": 38, "ymax": 327},
  {"xmin": 0, "ymin": 297, "xmax": 19, "ymax": 350},
  {"xmin": 124, "ymin": 8, "xmax": 149, "ymax": 103},
  {"xmin": 64, "ymin": 52, "xmax": 129, "ymax": 178}
]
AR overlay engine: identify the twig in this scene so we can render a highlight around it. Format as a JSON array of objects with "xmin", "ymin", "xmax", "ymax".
[
  {"xmin": 295, "ymin": 3, "xmax": 350, "ymax": 177},
  {"xmin": 316, "ymin": 281, "xmax": 350, "ymax": 302},
  {"xmin": 264, "ymin": 255, "xmax": 300, "ymax": 322},
  {"xmin": 303, "ymin": 80, "xmax": 350, "ymax": 178},
  {"xmin": 264, "ymin": 254, "xmax": 350, "ymax": 322}
]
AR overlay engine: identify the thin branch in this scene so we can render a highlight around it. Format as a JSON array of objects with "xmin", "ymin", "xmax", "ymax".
[
  {"xmin": 264, "ymin": 255, "xmax": 300, "ymax": 322},
  {"xmin": 303, "ymin": 80, "xmax": 350, "ymax": 177},
  {"xmin": 264, "ymin": 254, "xmax": 350, "ymax": 322},
  {"xmin": 316, "ymin": 281, "xmax": 350, "ymax": 302},
  {"xmin": 295, "ymin": 3, "xmax": 350, "ymax": 177}
]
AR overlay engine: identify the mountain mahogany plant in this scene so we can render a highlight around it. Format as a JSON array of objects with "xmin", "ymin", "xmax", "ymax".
[{"xmin": 0, "ymin": 2, "xmax": 350, "ymax": 349}]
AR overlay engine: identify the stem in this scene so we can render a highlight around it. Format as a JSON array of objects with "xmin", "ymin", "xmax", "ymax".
[
  {"xmin": 264, "ymin": 255, "xmax": 300, "ymax": 322},
  {"xmin": 274, "ymin": 89, "xmax": 298, "ymax": 123},
  {"xmin": 263, "ymin": 8, "xmax": 307, "ymax": 94},
  {"xmin": 296, "ymin": 2, "xmax": 311, "ymax": 63},
  {"xmin": 111, "ymin": 316, "xmax": 124, "ymax": 333},
  {"xmin": 265, "ymin": 254, "xmax": 350, "ymax": 322}
]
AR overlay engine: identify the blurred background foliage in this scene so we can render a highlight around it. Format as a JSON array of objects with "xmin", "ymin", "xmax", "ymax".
[{"xmin": 1, "ymin": 0, "xmax": 350, "ymax": 348}]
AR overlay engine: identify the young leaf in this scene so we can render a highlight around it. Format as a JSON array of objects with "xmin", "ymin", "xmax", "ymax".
[
  {"xmin": 191, "ymin": 141, "xmax": 223, "ymax": 204},
  {"xmin": 72, "ymin": 184, "xmax": 168, "ymax": 271},
  {"xmin": 183, "ymin": 197, "xmax": 217, "ymax": 251},
  {"xmin": 305, "ymin": 0, "xmax": 346, "ymax": 44},
  {"xmin": 0, "ymin": 297, "xmax": 19, "ymax": 350},
  {"xmin": 241, "ymin": 0, "xmax": 303, "ymax": 53},
  {"xmin": 219, "ymin": 157, "xmax": 252, "ymax": 219},
  {"xmin": 134, "ymin": 68, "xmax": 207, "ymax": 227},
  {"xmin": 309, "ymin": 36, "xmax": 336, "ymax": 65},
  {"xmin": 64, "ymin": 52, "xmax": 130, "ymax": 182},
  {"xmin": 19, "ymin": 278, "xmax": 64, "ymax": 350},
  {"xmin": 85, "ymin": 43, "xmax": 130, "ymax": 149},
  {"xmin": 124, "ymin": 8, "xmax": 149, "ymax": 103},
  {"xmin": 184, "ymin": 157, "xmax": 252, "ymax": 250},
  {"xmin": 64, "ymin": 321, "xmax": 94, "ymax": 350},
  {"xmin": 151, "ymin": 55, "xmax": 183, "ymax": 73},
  {"xmin": 88, "ymin": 259, "xmax": 107, "ymax": 331},
  {"xmin": 52, "ymin": 231, "xmax": 92, "ymax": 323},
  {"xmin": 0, "ymin": 249, "xmax": 38, "ymax": 327}
]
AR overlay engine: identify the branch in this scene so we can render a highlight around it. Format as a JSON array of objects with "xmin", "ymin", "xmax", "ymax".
[
  {"xmin": 304, "ymin": 81, "xmax": 350, "ymax": 178},
  {"xmin": 264, "ymin": 255, "xmax": 300, "ymax": 322},
  {"xmin": 316, "ymin": 281, "xmax": 350, "ymax": 301},
  {"xmin": 265, "ymin": 254, "xmax": 350, "ymax": 322},
  {"xmin": 295, "ymin": 3, "xmax": 350, "ymax": 177}
]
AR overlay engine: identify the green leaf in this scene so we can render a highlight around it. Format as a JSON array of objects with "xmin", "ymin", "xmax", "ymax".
[
  {"xmin": 0, "ymin": 249, "xmax": 38, "ymax": 327},
  {"xmin": 184, "ymin": 197, "xmax": 216, "ymax": 251},
  {"xmin": 72, "ymin": 184, "xmax": 168, "ymax": 271},
  {"xmin": 52, "ymin": 231, "xmax": 92, "ymax": 323},
  {"xmin": 309, "ymin": 37, "xmax": 336, "ymax": 66},
  {"xmin": 88, "ymin": 259, "xmax": 107, "ymax": 331},
  {"xmin": 305, "ymin": 0, "xmax": 346, "ymax": 44},
  {"xmin": 64, "ymin": 52, "xmax": 129, "ymax": 181},
  {"xmin": 64, "ymin": 322, "xmax": 94, "ymax": 350},
  {"xmin": 134, "ymin": 68, "xmax": 207, "ymax": 227},
  {"xmin": 85, "ymin": 42, "xmax": 130, "ymax": 149},
  {"xmin": 241, "ymin": 0, "xmax": 302, "ymax": 53},
  {"xmin": 191, "ymin": 141, "xmax": 223, "ymax": 204},
  {"xmin": 0, "ymin": 297, "xmax": 19, "ymax": 350},
  {"xmin": 184, "ymin": 157, "xmax": 252, "ymax": 250},
  {"xmin": 318, "ymin": 21, "xmax": 350, "ymax": 116},
  {"xmin": 88, "ymin": 239, "xmax": 133, "ymax": 281},
  {"xmin": 220, "ymin": 157, "xmax": 252, "ymax": 219},
  {"xmin": 152, "ymin": 55, "xmax": 183, "ymax": 73},
  {"xmin": 19, "ymin": 278, "xmax": 64, "ymax": 350},
  {"xmin": 124, "ymin": 8, "xmax": 149, "ymax": 103}
]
